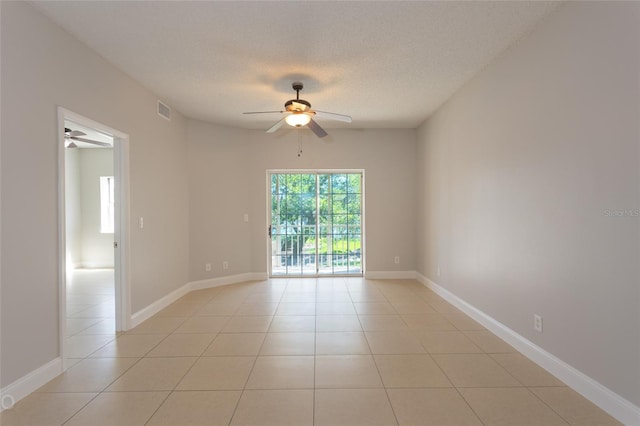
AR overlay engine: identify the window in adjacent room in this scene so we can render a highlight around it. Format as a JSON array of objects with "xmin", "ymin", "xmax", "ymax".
[{"xmin": 100, "ymin": 176, "xmax": 115, "ymax": 234}]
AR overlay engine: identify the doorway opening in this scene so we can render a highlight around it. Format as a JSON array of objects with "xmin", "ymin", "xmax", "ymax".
[
  {"xmin": 268, "ymin": 171, "xmax": 365, "ymax": 277},
  {"xmin": 58, "ymin": 108, "xmax": 130, "ymax": 369}
]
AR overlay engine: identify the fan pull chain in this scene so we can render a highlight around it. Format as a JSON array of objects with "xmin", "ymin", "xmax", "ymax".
[{"xmin": 297, "ymin": 129, "xmax": 303, "ymax": 157}]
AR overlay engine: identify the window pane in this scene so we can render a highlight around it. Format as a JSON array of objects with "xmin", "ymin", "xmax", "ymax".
[
  {"xmin": 100, "ymin": 176, "xmax": 114, "ymax": 234},
  {"xmin": 332, "ymin": 217, "xmax": 347, "ymax": 235},
  {"xmin": 319, "ymin": 195, "xmax": 330, "ymax": 215},
  {"xmin": 301, "ymin": 194, "xmax": 315, "ymax": 216},
  {"xmin": 318, "ymin": 174, "xmax": 330, "ymax": 195},
  {"xmin": 347, "ymin": 214, "xmax": 361, "ymax": 226},
  {"xmin": 332, "ymin": 194, "xmax": 346, "ymax": 213},
  {"xmin": 301, "ymin": 174, "xmax": 316, "ymax": 193},
  {"xmin": 287, "ymin": 174, "xmax": 302, "ymax": 194},
  {"xmin": 347, "ymin": 194, "xmax": 361, "ymax": 214},
  {"xmin": 347, "ymin": 174, "xmax": 361, "ymax": 194},
  {"xmin": 331, "ymin": 174, "xmax": 347, "ymax": 194}
]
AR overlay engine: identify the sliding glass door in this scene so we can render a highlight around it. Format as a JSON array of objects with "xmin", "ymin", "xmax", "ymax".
[{"xmin": 269, "ymin": 171, "xmax": 363, "ymax": 277}]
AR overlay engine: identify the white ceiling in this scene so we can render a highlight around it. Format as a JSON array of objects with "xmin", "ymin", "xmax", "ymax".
[{"xmin": 34, "ymin": 1, "xmax": 558, "ymax": 130}]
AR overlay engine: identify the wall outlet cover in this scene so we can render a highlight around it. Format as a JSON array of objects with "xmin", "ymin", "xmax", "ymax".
[{"xmin": 534, "ymin": 314, "xmax": 543, "ymax": 333}]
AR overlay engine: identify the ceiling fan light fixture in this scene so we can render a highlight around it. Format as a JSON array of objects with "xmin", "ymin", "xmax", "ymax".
[
  {"xmin": 285, "ymin": 112, "xmax": 311, "ymax": 127},
  {"xmin": 243, "ymin": 81, "xmax": 350, "ymax": 138}
]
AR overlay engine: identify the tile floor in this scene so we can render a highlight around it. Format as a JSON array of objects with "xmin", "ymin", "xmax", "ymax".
[
  {"xmin": 65, "ymin": 269, "xmax": 116, "ymax": 364},
  {"xmin": 1, "ymin": 276, "xmax": 622, "ymax": 425}
]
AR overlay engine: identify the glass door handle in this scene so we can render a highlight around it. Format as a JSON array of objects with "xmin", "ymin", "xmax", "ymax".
[{"xmin": 268, "ymin": 225, "xmax": 272, "ymax": 238}]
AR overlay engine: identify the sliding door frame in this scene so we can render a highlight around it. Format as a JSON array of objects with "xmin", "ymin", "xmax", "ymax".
[{"xmin": 266, "ymin": 169, "xmax": 366, "ymax": 278}]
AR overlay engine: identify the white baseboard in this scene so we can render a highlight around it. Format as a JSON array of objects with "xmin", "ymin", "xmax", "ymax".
[
  {"xmin": 364, "ymin": 270, "xmax": 417, "ymax": 280},
  {"xmin": 16, "ymin": 272, "xmax": 635, "ymax": 423},
  {"xmin": 130, "ymin": 272, "xmax": 269, "ymax": 328},
  {"xmin": 415, "ymin": 273, "xmax": 640, "ymax": 425},
  {"xmin": 130, "ymin": 281, "xmax": 192, "ymax": 328},
  {"xmin": 189, "ymin": 272, "xmax": 268, "ymax": 291},
  {"xmin": 0, "ymin": 358, "xmax": 62, "ymax": 412},
  {"xmin": 2, "ymin": 272, "xmax": 270, "ymax": 411}
]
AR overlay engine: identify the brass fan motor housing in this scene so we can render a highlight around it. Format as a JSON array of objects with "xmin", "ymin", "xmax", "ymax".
[{"xmin": 284, "ymin": 98, "xmax": 311, "ymax": 112}]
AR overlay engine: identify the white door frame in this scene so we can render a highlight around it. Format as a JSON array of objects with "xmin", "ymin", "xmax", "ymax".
[{"xmin": 57, "ymin": 107, "xmax": 131, "ymax": 370}]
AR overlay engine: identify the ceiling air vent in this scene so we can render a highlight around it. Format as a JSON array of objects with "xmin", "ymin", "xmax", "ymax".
[{"xmin": 157, "ymin": 100, "xmax": 171, "ymax": 121}]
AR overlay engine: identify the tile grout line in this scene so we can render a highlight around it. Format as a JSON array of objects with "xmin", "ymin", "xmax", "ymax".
[
  {"xmin": 57, "ymin": 277, "xmax": 119, "ymax": 422},
  {"xmin": 143, "ymin": 287, "xmax": 238, "ymax": 425},
  {"xmin": 59, "ymin": 303, "xmax": 178, "ymax": 424},
  {"xmin": 526, "ymin": 386, "xmax": 573, "ymax": 425},
  {"xmin": 226, "ymin": 280, "xmax": 284, "ymax": 425},
  {"xmin": 313, "ymin": 279, "xmax": 319, "ymax": 426},
  {"xmin": 450, "ymin": 387, "xmax": 488, "ymax": 426},
  {"xmin": 136, "ymin": 302, "xmax": 212, "ymax": 426},
  {"xmin": 356, "ymin": 285, "xmax": 401, "ymax": 426},
  {"xmin": 142, "ymin": 390, "xmax": 173, "ymax": 426},
  {"xmin": 412, "ymin": 283, "xmax": 488, "ymax": 426},
  {"xmin": 425, "ymin": 336, "xmax": 486, "ymax": 425},
  {"xmin": 59, "ymin": 392, "xmax": 102, "ymax": 426}
]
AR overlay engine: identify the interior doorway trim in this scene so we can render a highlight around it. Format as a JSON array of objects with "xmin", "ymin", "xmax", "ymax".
[{"xmin": 57, "ymin": 107, "xmax": 131, "ymax": 370}]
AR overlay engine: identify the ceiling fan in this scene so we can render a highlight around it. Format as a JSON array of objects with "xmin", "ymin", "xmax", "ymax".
[
  {"xmin": 65, "ymin": 127, "xmax": 112, "ymax": 148},
  {"xmin": 243, "ymin": 82, "xmax": 352, "ymax": 138}
]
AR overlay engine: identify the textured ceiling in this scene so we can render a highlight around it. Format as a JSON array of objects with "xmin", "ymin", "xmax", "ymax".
[{"xmin": 33, "ymin": 1, "xmax": 558, "ymax": 130}]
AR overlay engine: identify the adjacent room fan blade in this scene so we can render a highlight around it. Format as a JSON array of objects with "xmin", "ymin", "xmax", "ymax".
[
  {"xmin": 307, "ymin": 118, "xmax": 328, "ymax": 138},
  {"xmin": 70, "ymin": 136, "xmax": 112, "ymax": 147},
  {"xmin": 266, "ymin": 117, "xmax": 287, "ymax": 134},
  {"xmin": 242, "ymin": 111, "xmax": 284, "ymax": 115},
  {"xmin": 65, "ymin": 127, "xmax": 112, "ymax": 147},
  {"xmin": 314, "ymin": 110, "xmax": 352, "ymax": 123}
]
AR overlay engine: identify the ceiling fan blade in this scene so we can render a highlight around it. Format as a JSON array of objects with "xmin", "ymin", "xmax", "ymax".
[
  {"xmin": 243, "ymin": 111, "xmax": 283, "ymax": 115},
  {"xmin": 307, "ymin": 118, "xmax": 328, "ymax": 138},
  {"xmin": 67, "ymin": 130, "xmax": 86, "ymax": 137},
  {"xmin": 70, "ymin": 136, "xmax": 112, "ymax": 147},
  {"xmin": 66, "ymin": 141, "xmax": 78, "ymax": 148},
  {"xmin": 266, "ymin": 117, "xmax": 286, "ymax": 134},
  {"xmin": 314, "ymin": 110, "xmax": 352, "ymax": 123}
]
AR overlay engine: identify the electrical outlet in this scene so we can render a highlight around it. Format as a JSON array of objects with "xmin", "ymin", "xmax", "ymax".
[
  {"xmin": 243, "ymin": 213, "xmax": 249, "ymax": 222},
  {"xmin": 394, "ymin": 256, "xmax": 400, "ymax": 265},
  {"xmin": 534, "ymin": 314, "xmax": 543, "ymax": 333},
  {"xmin": 205, "ymin": 263, "xmax": 211, "ymax": 272},
  {"xmin": 223, "ymin": 261, "xmax": 229, "ymax": 270},
  {"xmin": 139, "ymin": 217, "xmax": 144, "ymax": 229}
]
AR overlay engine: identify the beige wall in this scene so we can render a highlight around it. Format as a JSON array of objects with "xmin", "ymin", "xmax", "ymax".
[
  {"xmin": 187, "ymin": 122, "xmax": 253, "ymax": 279},
  {"xmin": 64, "ymin": 148, "xmax": 82, "ymax": 269},
  {"xmin": 416, "ymin": 2, "xmax": 640, "ymax": 406},
  {"xmin": 78, "ymin": 148, "xmax": 114, "ymax": 268},
  {"xmin": 187, "ymin": 120, "xmax": 417, "ymax": 280},
  {"xmin": 0, "ymin": 1, "xmax": 189, "ymax": 387}
]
